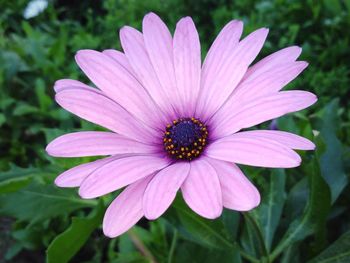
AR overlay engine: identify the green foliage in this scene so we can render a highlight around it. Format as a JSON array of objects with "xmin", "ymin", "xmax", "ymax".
[
  {"xmin": 256, "ymin": 169, "xmax": 286, "ymax": 252},
  {"xmin": 0, "ymin": 0, "xmax": 349, "ymax": 262},
  {"xmin": 46, "ymin": 202, "xmax": 104, "ymax": 263},
  {"xmin": 308, "ymin": 231, "xmax": 350, "ymax": 263}
]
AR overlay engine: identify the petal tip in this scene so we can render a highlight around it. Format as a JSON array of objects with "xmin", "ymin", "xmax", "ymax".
[
  {"xmin": 78, "ymin": 187, "xmax": 95, "ymax": 199},
  {"xmin": 102, "ymin": 226, "xmax": 117, "ymax": 238},
  {"xmin": 144, "ymin": 212, "xmax": 158, "ymax": 221},
  {"xmin": 54, "ymin": 177, "xmax": 65, "ymax": 187},
  {"xmin": 45, "ymin": 142, "xmax": 56, "ymax": 157},
  {"xmin": 143, "ymin": 12, "xmax": 161, "ymax": 23}
]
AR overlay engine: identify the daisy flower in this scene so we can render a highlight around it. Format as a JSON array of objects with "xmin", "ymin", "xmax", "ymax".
[{"xmin": 46, "ymin": 13, "xmax": 317, "ymax": 238}]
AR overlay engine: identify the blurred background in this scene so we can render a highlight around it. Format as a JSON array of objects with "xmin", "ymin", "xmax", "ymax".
[{"xmin": 0, "ymin": 0, "xmax": 349, "ymax": 262}]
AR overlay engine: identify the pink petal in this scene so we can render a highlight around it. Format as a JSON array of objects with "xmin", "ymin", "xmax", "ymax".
[
  {"xmin": 142, "ymin": 13, "xmax": 180, "ymax": 114},
  {"xmin": 55, "ymin": 155, "xmax": 127, "ymax": 187},
  {"xmin": 181, "ymin": 159, "xmax": 223, "ymax": 219},
  {"xmin": 206, "ymin": 158, "xmax": 260, "ymax": 211},
  {"xmin": 243, "ymin": 46, "xmax": 302, "ymax": 81},
  {"xmin": 102, "ymin": 49, "xmax": 134, "ymax": 73},
  {"xmin": 173, "ymin": 17, "xmax": 201, "ymax": 116},
  {"xmin": 143, "ymin": 162, "xmax": 190, "ymax": 220},
  {"xmin": 206, "ymin": 132, "xmax": 301, "ymax": 168},
  {"xmin": 197, "ymin": 26, "xmax": 268, "ymax": 120},
  {"xmin": 54, "ymin": 79, "xmax": 93, "ymax": 93},
  {"xmin": 238, "ymin": 130, "xmax": 315, "ymax": 150},
  {"xmin": 233, "ymin": 61, "xmax": 308, "ymax": 102},
  {"xmin": 55, "ymin": 87, "xmax": 157, "ymax": 143},
  {"xmin": 210, "ymin": 91, "xmax": 317, "ymax": 138},
  {"xmin": 79, "ymin": 155, "xmax": 169, "ymax": 199},
  {"xmin": 46, "ymin": 131, "xmax": 157, "ymax": 157},
  {"xmin": 200, "ymin": 20, "xmax": 243, "ymax": 90},
  {"xmin": 103, "ymin": 176, "xmax": 153, "ymax": 238},
  {"xmin": 119, "ymin": 26, "xmax": 175, "ymax": 119},
  {"xmin": 75, "ymin": 50, "xmax": 166, "ymax": 129}
]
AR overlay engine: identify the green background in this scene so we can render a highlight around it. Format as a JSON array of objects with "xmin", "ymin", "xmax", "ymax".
[{"xmin": 0, "ymin": 0, "xmax": 349, "ymax": 262}]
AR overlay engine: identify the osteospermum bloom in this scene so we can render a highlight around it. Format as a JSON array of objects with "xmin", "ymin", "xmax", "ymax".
[{"xmin": 46, "ymin": 13, "xmax": 317, "ymax": 237}]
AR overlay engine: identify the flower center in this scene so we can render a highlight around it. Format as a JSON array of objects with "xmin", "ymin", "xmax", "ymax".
[{"xmin": 163, "ymin": 117, "xmax": 208, "ymax": 161}]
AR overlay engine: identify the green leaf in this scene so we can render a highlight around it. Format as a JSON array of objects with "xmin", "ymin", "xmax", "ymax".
[
  {"xmin": 221, "ymin": 209, "xmax": 240, "ymax": 241},
  {"xmin": 270, "ymin": 157, "xmax": 332, "ymax": 261},
  {"xmin": 284, "ymin": 177, "xmax": 309, "ymax": 222},
  {"xmin": 0, "ymin": 183, "xmax": 96, "ymax": 224},
  {"xmin": 307, "ymin": 231, "xmax": 350, "ymax": 263},
  {"xmin": 256, "ymin": 169, "xmax": 286, "ymax": 251},
  {"xmin": 0, "ymin": 176, "xmax": 32, "ymax": 194},
  {"xmin": 241, "ymin": 213, "xmax": 269, "ymax": 260},
  {"xmin": 169, "ymin": 196, "xmax": 233, "ymax": 250},
  {"xmin": 0, "ymin": 164, "xmax": 41, "ymax": 181},
  {"xmin": 0, "ymin": 165, "xmax": 44, "ymax": 194},
  {"xmin": 12, "ymin": 103, "xmax": 39, "ymax": 116},
  {"xmin": 35, "ymin": 78, "xmax": 52, "ymax": 111},
  {"xmin": 174, "ymin": 242, "xmax": 242, "ymax": 263},
  {"xmin": 318, "ymin": 99, "xmax": 348, "ymax": 202},
  {"xmin": 46, "ymin": 202, "xmax": 104, "ymax": 263},
  {"xmin": 0, "ymin": 113, "xmax": 5, "ymax": 126}
]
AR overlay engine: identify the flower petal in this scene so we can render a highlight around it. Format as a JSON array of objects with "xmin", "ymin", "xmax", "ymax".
[
  {"xmin": 54, "ymin": 79, "xmax": 93, "ymax": 93},
  {"xmin": 200, "ymin": 20, "xmax": 243, "ymax": 91},
  {"xmin": 210, "ymin": 91, "xmax": 317, "ymax": 138},
  {"xmin": 143, "ymin": 162, "xmax": 190, "ymax": 220},
  {"xmin": 173, "ymin": 17, "xmax": 201, "ymax": 116},
  {"xmin": 181, "ymin": 159, "xmax": 223, "ymax": 219},
  {"xmin": 206, "ymin": 132, "xmax": 301, "ymax": 168},
  {"xmin": 46, "ymin": 131, "xmax": 157, "ymax": 157},
  {"xmin": 55, "ymin": 87, "xmax": 157, "ymax": 142},
  {"xmin": 102, "ymin": 49, "xmax": 134, "ymax": 73},
  {"xmin": 233, "ymin": 61, "xmax": 308, "ymax": 102},
  {"xmin": 238, "ymin": 130, "xmax": 315, "ymax": 150},
  {"xmin": 79, "ymin": 155, "xmax": 169, "ymax": 199},
  {"xmin": 197, "ymin": 26, "xmax": 268, "ymax": 120},
  {"xmin": 243, "ymin": 46, "xmax": 302, "ymax": 81},
  {"xmin": 75, "ymin": 49, "xmax": 166, "ymax": 129},
  {"xmin": 55, "ymin": 155, "xmax": 127, "ymax": 187},
  {"xmin": 103, "ymin": 176, "xmax": 153, "ymax": 238},
  {"xmin": 206, "ymin": 158, "xmax": 260, "ymax": 211},
  {"xmin": 119, "ymin": 26, "xmax": 175, "ymax": 119},
  {"xmin": 142, "ymin": 13, "xmax": 180, "ymax": 114}
]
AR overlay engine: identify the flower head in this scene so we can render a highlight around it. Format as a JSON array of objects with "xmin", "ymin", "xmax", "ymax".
[{"xmin": 47, "ymin": 13, "xmax": 317, "ymax": 237}]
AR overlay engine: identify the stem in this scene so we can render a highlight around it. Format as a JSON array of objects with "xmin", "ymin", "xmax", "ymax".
[
  {"xmin": 167, "ymin": 229, "xmax": 178, "ymax": 263},
  {"xmin": 238, "ymin": 248, "xmax": 260, "ymax": 263},
  {"xmin": 128, "ymin": 229, "xmax": 158, "ymax": 263}
]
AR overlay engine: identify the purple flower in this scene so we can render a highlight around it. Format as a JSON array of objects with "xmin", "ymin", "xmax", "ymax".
[{"xmin": 46, "ymin": 13, "xmax": 316, "ymax": 237}]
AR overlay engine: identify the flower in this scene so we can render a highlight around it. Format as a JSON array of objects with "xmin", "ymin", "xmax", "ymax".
[{"xmin": 46, "ymin": 12, "xmax": 317, "ymax": 238}]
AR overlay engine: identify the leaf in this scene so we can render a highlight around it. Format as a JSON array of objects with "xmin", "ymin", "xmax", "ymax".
[
  {"xmin": 168, "ymin": 196, "xmax": 233, "ymax": 250},
  {"xmin": 12, "ymin": 103, "xmax": 39, "ymax": 116},
  {"xmin": 0, "ymin": 165, "xmax": 45, "ymax": 194},
  {"xmin": 46, "ymin": 202, "xmax": 104, "ymax": 263},
  {"xmin": 35, "ymin": 78, "xmax": 52, "ymax": 111},
  {"xmin": 241, "ymin": 213, "xmax": 269, "ymax": 260},
  {"xmin": 0, "ymin": 113, "xmax": 5, "ymax": 126},
  {"xmin": 174, "ymin": 241, "xmax": 242, "ymax": 263},
  {"xmin": 0, "ymin": 183, "xmax": 96, "ymax": 224},
  {"xmin": 284, "ymin": 177, "xmax": 309, "ymax": 222},
  {"xmin": 317, "ymin": 99, "xmax": 348, "ymax": 203},
  {"xmin": 270, "ymin": 158, "xmax": 332, "ymax": 261},
  {"xmin": 0, "ymin": 176, "xmax": 32, "ymax": 194},
  {"xmin": 307, "ymin": 231, "xmax": 350, "ymax": 263},
  {"xmin": 221, "ymin": 209, "xmax": 240, "ymax": 241},
  {"xmin": 0, "ymin": 164, "xmax": 41, "ymax": 181},
  {"xmin": 256, "ymin": 169, "xmax": 286, "ymax": 251}
]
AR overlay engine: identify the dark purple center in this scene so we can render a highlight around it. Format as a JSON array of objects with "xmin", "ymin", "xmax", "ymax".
[{"xmin": 163, "ymin": 118, "xmax": 208, "ymax": 161}]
